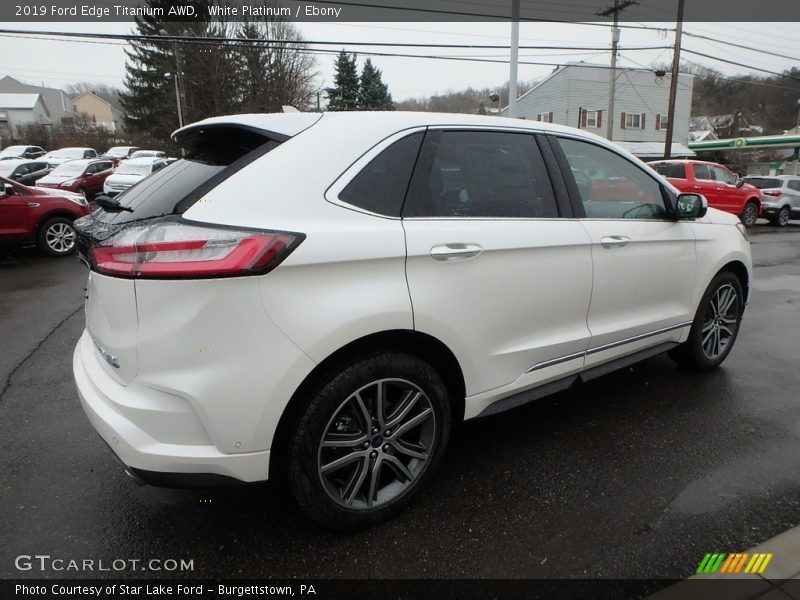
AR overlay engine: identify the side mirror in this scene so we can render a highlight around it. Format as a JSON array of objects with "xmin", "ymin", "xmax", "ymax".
[
  {"xmin": 735, "ymin": 178, "xmax": 744, "ymax": 188},
  {"xmin": 675, "ymin": 193, "xmax": 707, "ymax": 219},
  {"xmin": 3, "ymin": 183, "xmax": 15, "ymax": 196}
]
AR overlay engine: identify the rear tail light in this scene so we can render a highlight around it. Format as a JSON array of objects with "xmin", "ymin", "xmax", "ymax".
[
  {"xmin": 763, "ymin": 190, "xmax": 782, "ymax": 197},
  {"xmin": 91, "ymin": 221, "xmax": 302, "ymax": 278}
]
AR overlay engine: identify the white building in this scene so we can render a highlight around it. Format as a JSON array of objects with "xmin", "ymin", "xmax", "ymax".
[
  {"xmin": 0, "ymin": 76, "xmax": 73, "ymax": 124},
  {"xmin": 0, "ymin": 93, "xmax": 52, "ymax": 140},
  {"xmin": 502, "ymin": 64, "xmax": 695, "ymax": 158}
]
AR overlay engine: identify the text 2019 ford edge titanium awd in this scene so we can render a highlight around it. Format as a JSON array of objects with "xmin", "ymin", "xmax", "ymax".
[{"xmin": 73, "ymin": 112, "xmax": 752, "ymax": 529}]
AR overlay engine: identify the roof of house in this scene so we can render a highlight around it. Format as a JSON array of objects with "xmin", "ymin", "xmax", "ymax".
[
  {"xmin": 615, "ymin": 141, "xmax": 696, "ymax": 158},
  {"xmin": 0, "ymin": 93, "xmax": 44, "ymax": 110},
  {"xmin": 0, "ymin": 76, "xmax": 70, "ymax": 120}
]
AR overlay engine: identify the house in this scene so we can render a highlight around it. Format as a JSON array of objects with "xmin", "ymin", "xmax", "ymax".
[
  {"xmin": 72, "ymin": 91, "xmax": 124, "ymax": 133},
  {"xmin": 0, "ymin": 76, "xmax": 72, "ymax": 124},
  {"xmin": 690, "ymin": 112, "xmax": 763, "ymax": 139},
  {"xmin": 501, "ymin": 64, "xmax": 695, "ymax": 159},
  {"xmin": 0, "ymin": 93, "xmax": 52, "ymax": 141}
]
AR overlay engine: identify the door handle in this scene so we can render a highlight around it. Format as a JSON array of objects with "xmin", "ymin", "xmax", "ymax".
[
  {"xmin": 26, "ymin": 202, "xmax": 40, "ymax": 208},
  {"xmin": 430, "ymin": 243, "xmax": 483, "ymax": 261},
  {"xmin": 600, "ymin": 235, "xmax": 630, "ymax": 249}
]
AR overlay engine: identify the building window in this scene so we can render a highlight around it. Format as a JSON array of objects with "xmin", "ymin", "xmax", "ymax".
[
  {"xmin": 656, "ymin": 114, "xmax": 669, "ymax": 130},
  {"xmin": 621, "ymin": 112, "xmax": 646, "ymax": 129},
  {"xmin": 536, "ymin": 112, "xmax": 553, "ymax": 123},
  {"xmin": 586, "ymin": 110, "xmax": 600, "ymax": 128}
]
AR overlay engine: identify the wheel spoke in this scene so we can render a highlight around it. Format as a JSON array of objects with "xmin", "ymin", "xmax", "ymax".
[
  {"xmin": 385, "ymin": 390, "xmax": 421, "ymax": 430},
  {"xmin": 383, "ymin": 455, "xmax": 413, "ymax": 482},
  {"xmin": 321, "ymin": 433, "xmax": 368, "ymax": 449},
  {"xmin": 342, "ymin": 457, "xmax": 370, "ymax": 505},
  {"xmin": 392, "ymin": 407, "xmax": 433, "ymax": 439},
  {"xmin": 320, "ymin": 450, "xmax": 365, "ymax": 474},
  {"xmin": 366, "ymin": 456, "xmax": 383, "ymax": 507},
  {"xmin": 374, "ymin": 381, "xmax": 385, "ymax": 428},
  {"xmin": 391, "ymin": 438, "xmax": 428, "ymax": 460},
  {"xmin": 353, "ymin": 393, "xmax": 372, "ymax": 430},
  {"xmin": 702, "ymin": 326, "xmax": 716, "ymax": 347}
]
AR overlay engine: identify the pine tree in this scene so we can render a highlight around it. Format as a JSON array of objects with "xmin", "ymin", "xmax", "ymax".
[
  {"xmin": 326, "ymin": 51, "xmax": 360, "ymax": 111},
  {"xmin": 358, "ymin": 59, "xmax": 394, "ymax": 111}
]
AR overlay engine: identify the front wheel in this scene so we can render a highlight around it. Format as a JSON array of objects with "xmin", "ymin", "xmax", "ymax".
[
  {"xmin": 37, "ymin": 216, "xmax": 77, "ymax": 257},
  {"xmin": 668, "ymin": 272, "xmax": 744, "ymax": 370},
  {"xmin": 740, "ymin": 201, "xmax": 759, "ymax": 227},
  {"xmin": 287, "ymin": 352, "xmax": 451, "ymax": 529}
]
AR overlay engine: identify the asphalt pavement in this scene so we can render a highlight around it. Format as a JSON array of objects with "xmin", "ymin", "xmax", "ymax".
[{"xmin": 2, "ymin": 223, "xmax": 800, "ymax": 582}]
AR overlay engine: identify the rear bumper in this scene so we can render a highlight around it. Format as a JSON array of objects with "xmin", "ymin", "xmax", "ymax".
[{"xmin": 74, "ymin": 331, "xmax": 270, "ymax": 484}]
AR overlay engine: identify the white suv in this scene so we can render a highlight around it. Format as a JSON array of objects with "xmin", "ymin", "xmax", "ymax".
[{"xmin": 73, "ymin": 112, "xmax": 752, "ymax": 528}]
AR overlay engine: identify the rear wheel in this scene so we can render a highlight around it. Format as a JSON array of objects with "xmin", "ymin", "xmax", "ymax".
[
  {"xmin": 773, "ymin": 206, "xmax": 791, "ymax": 227},
  {"xmin": 740, "ymin": 201, "xmax": 759, "ymax": 227},
  {"xmin": 668, "ymin": 272, "xmax": 744, "ymax": 370},
  {"xmin": 37, "ymin": 216, "xmax": 77, "ymax": 257},
  {"xmin": 287, "ymin": 352, "xmax": 451, "ymax": 529}
]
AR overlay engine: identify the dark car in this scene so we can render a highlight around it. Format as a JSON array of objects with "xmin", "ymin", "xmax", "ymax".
[
  {"xmin": 0, "ymin": 176, "xmax": 90, "ymax": 256},
  {"xmin": 36, "ymin": 159, "xmax": 114, "ymax": 199},
  {"xmin": 0, "ymin": 145, "xmax": 46, "ymax": 160},
  {"xmin": 0, "ymin": 159, "xmax": 51, "ymax": 185}
]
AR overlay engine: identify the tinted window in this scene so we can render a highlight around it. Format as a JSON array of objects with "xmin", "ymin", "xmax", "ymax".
[
  {"xmin": 403, "ymin": 130, "xmax": 557, "ymax": 218},
  {"xmin": 339, "ymin": 132, "xmax": 423, "ymax": 217},
  {"xmin": 788, "ymin": 180, "xmax": 800, "ymax": 192},
  {"xmin": 712, "ymin": 166, "xmax": 736, "ymax": 185},
  {"xmin": 558, "ymin": 137, "xmax": 668, "ymax": 220},
  {"xmin": 744, "ymin": 177, "xmax": 782, "ymax": 189},
  {"xmin": 693, "ymin": 164, "xmax": 713, "ymax": 180},
  {"xmin": 651, "ymin": 162, "xmax": 686, "ymax": 179}
]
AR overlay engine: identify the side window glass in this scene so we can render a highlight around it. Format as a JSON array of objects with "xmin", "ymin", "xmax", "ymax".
[
  {"xmin": 84, "ymin": 164, "xmax": 97, "ymax": 175},
  {"xmin": 788, "ymin": 180, "xmax": 800, "ymax": 192},
  {"xmin": 403, "ymin": 130, "xmax": 557, "ymax": 218},
  {"xmin": 712, "ymin": 166, "xmax": 735, "ymax": 185},
  {"xmin": 339, "ymin": 132, "xmax": 423, "ymax": 217},
  {"xmin": 694, "ymin": 164, "xmax": 713, "ymax": 180},
  {"xmin": 557, "ymin": 137, "xmax": 668, "ymax": 220}
]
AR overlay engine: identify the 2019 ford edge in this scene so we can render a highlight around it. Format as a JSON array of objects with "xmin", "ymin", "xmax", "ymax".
[{"xmin": 73, "ymin": 112, "xmax": 752, "ymax": 529}]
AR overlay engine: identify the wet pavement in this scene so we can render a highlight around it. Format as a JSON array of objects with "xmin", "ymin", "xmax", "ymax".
[{"xmin": 1, "ymin": 224, "xmax": 800, "ymax": 581}]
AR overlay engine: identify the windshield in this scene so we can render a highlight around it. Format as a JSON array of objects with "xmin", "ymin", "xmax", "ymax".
[
  {"xmin": 115, "ymin": 163, "xmax": 152, "ymax": 176},
  {"xmin": 0, "ymin": 146, "xmax": 25, "ymax": 156},
  {"xmin": 744, "ymin": 177, "xmax": 782, "ymax": 189},
  {"xmin": 48, "ymin": 149, "xmax": 84, "ymax": 159},
  {"xmin": 51, "ymin": 162, "xmax": 85, "ymax": 175}
]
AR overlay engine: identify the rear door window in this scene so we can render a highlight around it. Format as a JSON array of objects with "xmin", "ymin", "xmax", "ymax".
[
  {"xmin": 651, "ymin": 162, "xmax": 686, "ymax": 179},
  {"xmin": 403, "ymin": 130, "xmax": 557, "ymax": 218},
  {"xmin": 744, "ymin": 177, "xmax": 783, "ymax": 189}
]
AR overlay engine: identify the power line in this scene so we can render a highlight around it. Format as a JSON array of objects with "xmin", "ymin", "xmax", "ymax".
[
  {"xmin": 682, "ymin": 47, "xmax": 800, "ymax": 81},
  {"xmin": 683, "ymin": 30, "xmax": 800, "ymax": 64}
]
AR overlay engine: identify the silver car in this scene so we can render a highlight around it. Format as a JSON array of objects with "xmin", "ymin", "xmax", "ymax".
[{"xmin": 743, "ymin": 175, "xmax": 800, "ymax": 227}]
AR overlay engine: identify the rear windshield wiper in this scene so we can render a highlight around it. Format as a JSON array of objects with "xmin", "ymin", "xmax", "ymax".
[{"xmin": 95, "ymin": 194, "xmax": 134, "ymax": 213}]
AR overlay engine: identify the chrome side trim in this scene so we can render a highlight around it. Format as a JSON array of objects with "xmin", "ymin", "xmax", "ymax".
[
  {"xmin": 524, "ymin": 321, "xmax": 692, "ymax": 373},
  {"xmin": 586, "ymin": 321, "xmax": 693, "ymax": 355},
  {"xmin": 525, "ymin": 351, "xmax": 585, "ymax": 373}
]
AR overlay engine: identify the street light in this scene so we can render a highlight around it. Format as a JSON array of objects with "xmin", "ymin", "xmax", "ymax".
[
  {"xmin": 163, "ymin": 71, "xmax": 183, "ymax": 128},
  {"xmin": 159, "ymin": 29, "xmax": 185, "ymax": 128}
]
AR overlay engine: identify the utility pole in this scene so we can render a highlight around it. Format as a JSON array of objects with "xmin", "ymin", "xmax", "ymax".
[
  {"xmin": 597, "ymin": 0, "xmax": 637, "ymax": 141},
  {"xmin": 664, "ymin": 0, "xmax": 685, "ymax": 159},
  {"xmin": 174, "ymin": 37, "xmax": 187, "ymax": 127},
  {"xmin": 508, "ymin": 0, "xmax": 520, "ymax": 118}
]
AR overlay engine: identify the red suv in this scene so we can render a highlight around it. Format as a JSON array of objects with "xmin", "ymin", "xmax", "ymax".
[
  {"xmin": 0, "ymin": 176, "xmax": 91, "ymax": 256},
  {"xmin": 35, "ymin": 158, "xmax": 114, "ymax": 199},
  {"xmin": 649, "ymin": 160, "xmax": 761, "ymax": 226}
]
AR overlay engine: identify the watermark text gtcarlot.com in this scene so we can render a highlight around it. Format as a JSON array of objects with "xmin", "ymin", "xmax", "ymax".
[{"xmin": 14, "ymin": 554, "xmax": 194, "ymax": 572}]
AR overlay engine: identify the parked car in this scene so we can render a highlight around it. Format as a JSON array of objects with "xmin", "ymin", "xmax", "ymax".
[
  {"xmin": 0, "ymin": 159, "xmax": 51, "ymax": 185},
  {"xmin": 102, "ymin": 146, "xmax": 140, "ymax": 166},
  {"xmin": 43, "ymin": 147, "xmax": 98, "ymax": 168},
  {"xmin": 0, "ymin": 175, "xmax": 90, "ymax": 256},
  {"xmin": 73, "ymin": 112, "xmax": 752, "ymax": 529},
  {"xmin": 36, "ymin": 158, "xmax": 114, "ymax": 198},
  {"xmin": 649, "ymin": 159, "xmax": 762, "ymax": 226},
  {"xmin": 130, "ymin": 149, "xmax": 166, "ymax": 159},
  {"xmin": 102, "ymin": 157, "xmax": 168, "ymax": 197},
  {"xmin": 0, "ymin": 145, "xmax": 46, "ymax": 160},
  {"xmin": 742, "ymin": 175, "xmax": 800, "ymax": 227}
]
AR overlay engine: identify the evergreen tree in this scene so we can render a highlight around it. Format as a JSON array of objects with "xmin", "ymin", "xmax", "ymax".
[
  {"xmin": 358, "ymin": 59, "xmax": 394, "ymax": 111},
  {"xmin": 326, "ymin": 51, "xmax": 360, "ymax": 111}
]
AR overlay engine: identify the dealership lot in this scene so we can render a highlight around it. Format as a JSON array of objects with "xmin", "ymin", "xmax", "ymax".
[{"xmin": 1, "ymin": 224, "xmax": 800, "ymax": 580}]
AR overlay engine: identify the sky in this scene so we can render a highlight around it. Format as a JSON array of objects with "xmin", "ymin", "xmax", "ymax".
[{"xmin": 0, "ymin": 21, "xmax": 798, "ymax": 102}]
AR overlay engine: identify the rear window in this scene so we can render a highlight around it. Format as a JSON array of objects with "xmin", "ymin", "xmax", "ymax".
[
  {"xmin": 744, "ymin": 177, "xmax": 783, "ymax": 189},
  {"xmin": 94, "ymin": 126, "xmax": 283, "ymax": 225},
  {"xmin": 651, "ymin": 162, "xmax": 686, "ymax": 179}
]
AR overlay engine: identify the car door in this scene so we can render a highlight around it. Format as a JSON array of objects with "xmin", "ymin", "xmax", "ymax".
[
  {"xmin": 552, "ymin": 136, "xmax": 697, "ymax": 368},
  {"xmin": 402, "ymin": 128, "xmax": 594, "ymax": 410},
  {"xmin": 690, "ymin": 163, "xmax": 726, "ymax": 210},
  {"xmin": 0, "ymin": 182, "xmax": 35, "ymax": 237},
  {"xmin": 710, "ymin": 165, "xmax": 742, "ymax": 212},
  {"xmin": 787, "ymin": 180, "xmax": 800, "ymax": 216}
]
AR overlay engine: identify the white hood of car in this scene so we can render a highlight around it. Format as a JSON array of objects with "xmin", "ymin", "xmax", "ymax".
[
  {"xmin": 37, "ymin": 174, "xmax": 71, "ymax": 184},
  {"xmin": 105, "ymin": 173, "xmax": 145, "ymax": 186},
  {"xmin": 703, "ymin": 207, "xmax": 741, "ymax": 226},
  {"xmin": 34, "ymin": 186, "xmax": 83, "ymax": 200}
]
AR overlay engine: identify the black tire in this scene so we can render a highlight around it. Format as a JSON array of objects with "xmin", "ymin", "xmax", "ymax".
[
  {"xmin": 287, "ymin": 352, "xmax": 451, "ymax": 530},
  {"xmin": 37, "ymin": 216, "xmax": 77, "ymax": 257},
  {"xmin": 774, "ymin": 206, "xmax": 791, "ymax": 227},
  {"xmin": 668, "ymin": 271, "xmax": 744, "ymax": 370},
  {"xmin": 740, "ymin": 201, "xmax": 759, "ymax": 227}
]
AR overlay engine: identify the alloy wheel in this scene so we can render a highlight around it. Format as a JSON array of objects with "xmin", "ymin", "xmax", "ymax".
[
  {"xmin": 778, "ymin": 207, "xmax": 790, "ymax": 226},
  {"xmin": 317, "ymin": 378, "xmax": 436, "ymax": 509},
  {"xmin": 700, "ymin": 283, "xmax": 739, "ymax": 360},
  {"xmin": 45, "ymin": 222, "xmax": 76, "ymax": 254},
  {"xmin": 742, "ymin": 204, "xmax": 758, "ymax": 227}
]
